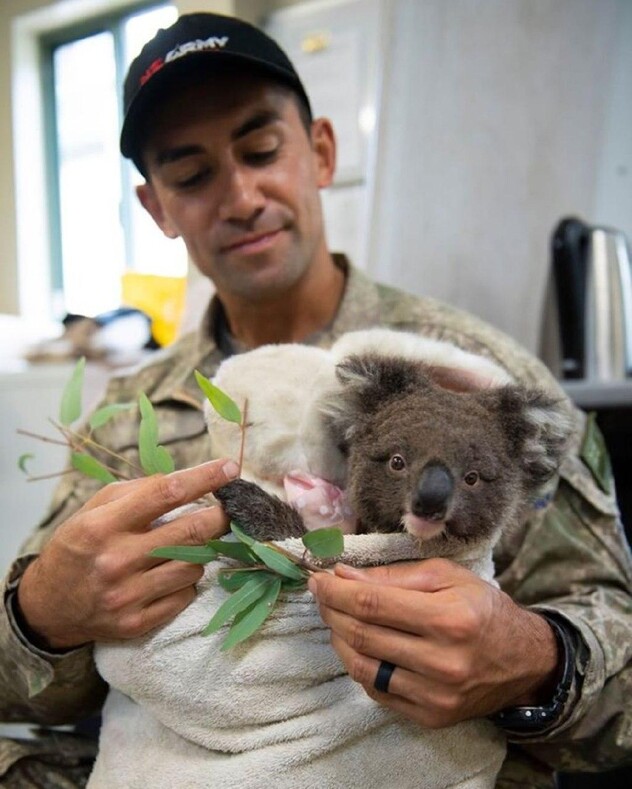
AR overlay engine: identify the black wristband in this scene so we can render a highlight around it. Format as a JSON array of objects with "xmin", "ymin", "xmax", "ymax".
[{"xmin": 490, "ymin": 615, "xmax": 576, "ymax": 733}]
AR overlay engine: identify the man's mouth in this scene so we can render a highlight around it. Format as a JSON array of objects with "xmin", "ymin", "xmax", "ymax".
[{"xmin": 220, "ymin": 228, "xmax": 283, "ymax": 254}]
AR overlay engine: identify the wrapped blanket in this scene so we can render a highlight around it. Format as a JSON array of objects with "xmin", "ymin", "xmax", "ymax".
[{"xmin": 90, "ymin": 533, "xmax": 506, "ymax": 788}]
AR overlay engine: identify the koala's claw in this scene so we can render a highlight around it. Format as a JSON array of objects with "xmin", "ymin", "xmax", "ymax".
[{"xmin": 214, "ymin": 478, "xmax": 307, "ymax": 541}]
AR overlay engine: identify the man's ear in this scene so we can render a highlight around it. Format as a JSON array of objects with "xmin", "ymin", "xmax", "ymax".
[
  {"xmin": 136, "ymin": 183, "xmax": 179, "ymax": 239},
  {"xmin": 310, "ymin": 118, "xmax": 336, "ymax": 189}
]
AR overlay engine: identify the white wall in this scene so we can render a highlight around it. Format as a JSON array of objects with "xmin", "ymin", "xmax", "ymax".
[
  {"xmin": 367, "ymin": 0, "xmax": 627, "ymax": 353},
  {"xmin": 593, "ymin": 0, "xmax": 632, "ymax": 238}
]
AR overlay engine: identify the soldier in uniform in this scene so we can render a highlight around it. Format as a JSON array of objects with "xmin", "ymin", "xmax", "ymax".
[{"xmin": 1, "ymin": 12, "xmax": 631, "ymax": 788}]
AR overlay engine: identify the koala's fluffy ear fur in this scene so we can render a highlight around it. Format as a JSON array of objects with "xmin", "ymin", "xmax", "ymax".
[
  {"xmin": 323, "ymin": 354, "xmax": 432, "ymax": 445},
  {"xmin": 491, "ymin": 387, "xmax": 574, "ymax": 487}
]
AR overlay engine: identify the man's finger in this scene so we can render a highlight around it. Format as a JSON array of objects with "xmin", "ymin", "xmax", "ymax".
[
  {"xmin": 332, "ymin": 558, "xmax": 474, "ymax": 592},
  {"xmin": 101, "ymin": 459, "xmax": 239, "ymax": 532},
  {"xmin": 76, "ymin": 476, "xmax": 151, "ymax": 511},
  {"xmin": 142, "ymin": 505, "xmax": 229, "ymax": 556},
  {"xmin": 117, "ymin": 586, "xmax": 199, "ymax": 640},
  {"xmin": 329, "ymin": 634, "xmax": 457, "ymax": 729},
  {"xmin": 310, "ymin": 572, "xmax": 433, "ymax": 634},
  {"xmin": 138, "ymin": 558, "xmax": 206, "ymax": 606},
  {"xmin": 330, "ymin": 632, "xmax": 425, "ymax": 704},
  {"xmin": 320, "ymin": 603, "xmax": 447, "ymax": 674}
]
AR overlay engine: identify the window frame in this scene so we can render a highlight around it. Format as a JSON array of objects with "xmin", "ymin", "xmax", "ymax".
[{"xmin": 38, "ymin": 0, "xmax": 171, "ymax": 317}]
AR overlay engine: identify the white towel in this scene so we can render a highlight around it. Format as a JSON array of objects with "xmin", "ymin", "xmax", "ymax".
[{"xmin": 90, "ymin": 533, "xmax": 506, "ymax": 788}]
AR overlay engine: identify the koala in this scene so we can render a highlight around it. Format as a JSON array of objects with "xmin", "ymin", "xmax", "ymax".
[{"xmin": 214, "ymin": 347, "xmax": 573, "ymax": 548}]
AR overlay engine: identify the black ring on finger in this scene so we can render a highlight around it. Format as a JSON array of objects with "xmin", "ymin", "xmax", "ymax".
[{"xmin": 374, "ymin": 660, "xmax": 397, "ymax": 693}]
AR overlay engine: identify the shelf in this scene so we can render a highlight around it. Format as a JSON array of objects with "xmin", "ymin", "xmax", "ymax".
[{"xmin": 562, "ymin": 380, "xmax": 632, "ymax": 409}]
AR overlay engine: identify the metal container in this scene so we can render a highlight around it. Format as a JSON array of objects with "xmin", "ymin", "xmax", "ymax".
[
  {"xmin": 550, "ymin": 217, "xmax": 632, "ymax": 381},
  {"xmin": 584, "ymin": 227, "xmax": 632, "ymax": 380}
]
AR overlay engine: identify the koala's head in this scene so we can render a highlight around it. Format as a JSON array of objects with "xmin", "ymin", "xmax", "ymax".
[{"xmin": 323, "ymin": 354, "xmax": 573, "ymax": 545}]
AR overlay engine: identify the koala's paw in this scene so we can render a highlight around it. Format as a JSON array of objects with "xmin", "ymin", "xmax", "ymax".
[{"xmin": 214, "ymin": 478, "xmax": 307, "ymax": 541}]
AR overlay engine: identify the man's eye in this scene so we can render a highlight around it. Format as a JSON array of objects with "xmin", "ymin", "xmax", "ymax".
[
  {"xmin": 175, "ymin": 168, "xmax": 211, "ymax": 188},
  {"xmin": 245, "ymin": 149, "xmax": 278, "ymax": 165}
]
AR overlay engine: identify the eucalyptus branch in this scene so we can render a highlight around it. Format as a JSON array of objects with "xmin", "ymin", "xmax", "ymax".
[
  {"xmin": 26, "ymin": 468, "xmax": 78, "ymax": 483},
  {"xmin": 263, "ymin": 541, "xmax": 325, "ymax": 574},
  {"xmin": 238, "ymin": 398, "xmax": 249, "ymax": 476},
  {"xmin": 16, "ymin": 428, "xmax": 69, "ymax": 447},
  {"xmin": 50, "ymin": 419, "xmax": 145, "ymax": 477}
]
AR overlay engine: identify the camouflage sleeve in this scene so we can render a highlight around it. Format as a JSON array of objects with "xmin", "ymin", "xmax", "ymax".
[
  {"xmin": 496, "ymin": 409, "xmax": 632, "ymax": 771},
  {"xmin": 0, "ymin": 476, "xmax": 109, "ymax": 727}
]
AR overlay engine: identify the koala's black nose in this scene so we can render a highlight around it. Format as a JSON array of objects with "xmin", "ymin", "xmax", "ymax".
[{"xmin": 413, "ymin": 463, "xmax": 454, "ymax": 520}]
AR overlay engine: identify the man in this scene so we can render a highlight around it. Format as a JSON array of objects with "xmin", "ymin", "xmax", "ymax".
[{"xmin": 1, "ymin": 12, "xmax": 630, "ymax": 788}]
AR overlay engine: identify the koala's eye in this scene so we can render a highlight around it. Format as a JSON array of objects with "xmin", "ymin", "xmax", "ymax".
[
  {"xmin": 389, "ymin": 454, "xmax": 406, "ymax": 472},
  {"xmin": 464, "ymin": 471, "xmax": 480, "ymax": 486}
]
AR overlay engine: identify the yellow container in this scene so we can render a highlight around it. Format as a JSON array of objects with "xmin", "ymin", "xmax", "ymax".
[{"xmin": 121, "ymin": 272, "xmax": 187, "ymax": 347}]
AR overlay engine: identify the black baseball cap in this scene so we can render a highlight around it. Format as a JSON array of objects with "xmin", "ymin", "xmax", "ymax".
[{"xmin": 120, "ymin": 12, "xmax": 312, "ymax": 172}]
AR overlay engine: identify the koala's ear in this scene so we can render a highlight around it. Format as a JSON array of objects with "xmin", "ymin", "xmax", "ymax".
[
  {"xmin": 321, "ymin": 353, "xmax": 431, "ymax": 445},
  {"xmin": 494, "ymin": 387, "xmax": 574, "ymax": 486}
]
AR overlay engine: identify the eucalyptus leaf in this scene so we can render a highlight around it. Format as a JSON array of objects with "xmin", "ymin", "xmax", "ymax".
[
  {"xmin": 153, "ymin": 445, "xmax": 176, "ymax": 474},
  {"xmin": 230, "ymin": 522, "xmax": 256, "ymax": 547},
  {"xmin": 149, "ymin": 545, "xmax": 218, "ymax": 563},
  {"xmin": 202, "ymin": 574, "xmax": 271, "ymax": 636},
  {"xmin": 218, "ymin": 568, "xmax": 276, "ymax": 592},
  {"xmin": 301, "ymin": 526, "xmax": 344, "ymax": 558},
  {"xmin": 220, "ymin": 576, "xmax": 282, "ymax": 650},
  {"xmin": 18, "ymin": 453, "xmax": 35, "ymax": 474},
  {"xmin": 59, "ymin": 357, "xmax": 86, "ymax": 425},
  {"xmin": 89, "ymin": 402, "xmax": 135, "ymax": 430},
  {"xmin": 280, "ymin": 577, "xmax": 309, "ymax": 592},
  {"xmin": 138, "ymin": 393, "xmax": 175, "ymax": 475},
  {"xmin": 71, "ymin": 452, "xmax": 117, "ymax": 484},
  {"xmin": 251, "ymin": 542, "xmax": 306, "ymax": 581},
  {"xmin": 194, "ymin": 370, "xmax": 242, "ymax": 424},
  {"xmin": 205, "ymin": 539, "xmax": 257, "ymax": 564}
]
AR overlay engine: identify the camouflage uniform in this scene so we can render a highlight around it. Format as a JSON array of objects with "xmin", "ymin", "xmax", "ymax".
[{"xmin": 1, "ymin": 258, "xmax": 631, "ymax": 787}]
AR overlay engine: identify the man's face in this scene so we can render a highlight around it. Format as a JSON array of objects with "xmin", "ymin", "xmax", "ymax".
[{"xmin": 137, "ymin": 75, "xmax": 335, "ymax": 303}]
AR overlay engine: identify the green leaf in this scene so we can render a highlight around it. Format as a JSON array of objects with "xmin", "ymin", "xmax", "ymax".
[
  {"xmin": 149, "ymin": 545, "xmax": 218, "ymax": 563},
  {"xmin": 153, "ymin": 445, "xmax": 176, "ymax": 474},
  {"xmin": 202, "ymin": 574, "xmax": 272, "ymax": 636},
  {"xmin": 301, "ymin": 526, "xmax": 345, "ymax": 558},
  {"xmin": 251, "ymin": 542, "xmax": 306, "ymax": 581},
  {"xmin": 220, "ymin": 576, "xmax": 282, "ymax": 650},
  {"xmin": 218, "ymin": 568, "xmax": 276, "ymax": 592},
  {"xmin": 279, "ymin": 577, "xmax": 309, "ymax": 592},
  {"xmin": 71, "ymin": 452, "xmax": 117, "ymax": 484},
  {"xmin": 194, "ymin": 370, "xmax": 242, "ymax": 424},
  {"xmin": 205, "ymin": 539, "xmax": 257, "ymax": 564},
  {"xmin": 59, "ymin": 357, "xmax": 86, "ymax": 425},
  {"xmin": 138, "ymin": 393, "xmax": 175, "ymax": 475},
  {"xmin": 18, "ymin": 453, "xmax": 35, "ymax": 474},
  {"xmin": 89, "ymin": 402, "xmax": 135, "ymax": 430},
  {"xmin": 230, "ymin": 522, "xmax": 256, "ymax": 547}
]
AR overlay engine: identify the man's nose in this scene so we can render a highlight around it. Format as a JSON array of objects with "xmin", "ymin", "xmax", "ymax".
[{"xmin": 217, "ymin": 165, "xmax": 265, "ymax": 223}]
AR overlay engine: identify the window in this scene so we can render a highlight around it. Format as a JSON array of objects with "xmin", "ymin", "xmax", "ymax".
[{"xmin": 43, "ymin": 2, "xmax": 185, "ymax": 319}]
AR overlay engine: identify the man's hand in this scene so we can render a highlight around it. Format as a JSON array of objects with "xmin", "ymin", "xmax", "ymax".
[
  {"xmin": 17, "ymin": 459, "xmax": 239, "ymax": 650},
  {"xmin": 308, "ymin": 559, "xmax": 560, "ymax": 728}
]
